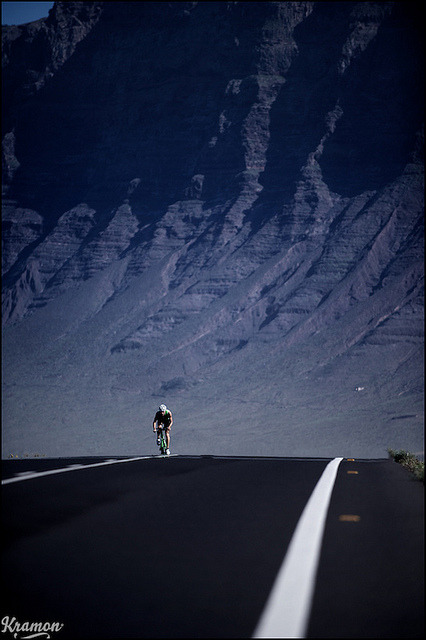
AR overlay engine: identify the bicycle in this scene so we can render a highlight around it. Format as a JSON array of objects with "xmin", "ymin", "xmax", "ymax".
[{"xmin": 156, "ymin": 427, "xmax": 170, "ymax": 456}]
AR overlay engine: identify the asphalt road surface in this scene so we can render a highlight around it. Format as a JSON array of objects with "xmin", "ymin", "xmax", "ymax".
[{"xmin": 1, "ymin": 455, "xmax": 424, "ymax": 638}]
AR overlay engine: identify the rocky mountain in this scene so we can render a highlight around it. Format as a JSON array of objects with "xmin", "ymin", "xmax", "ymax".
[{"xmin": 2, "ymin": 1, "xmax": 423, "ymax": 458}]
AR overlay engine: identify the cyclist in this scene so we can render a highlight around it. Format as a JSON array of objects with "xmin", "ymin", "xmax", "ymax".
[{"xmin": 153, "ymin": 404, "xmax": 173, "ymax": 455}]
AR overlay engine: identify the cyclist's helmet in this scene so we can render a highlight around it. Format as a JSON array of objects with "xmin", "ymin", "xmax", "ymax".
[{"xmin": 159, "ymin": 404, "xmax": 167, "ymax": 412}]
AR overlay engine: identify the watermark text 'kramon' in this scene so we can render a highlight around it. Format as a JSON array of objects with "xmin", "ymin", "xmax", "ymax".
[{"xmin": 1, "ymin": 616, "xmax": 64, "ymax": 639}]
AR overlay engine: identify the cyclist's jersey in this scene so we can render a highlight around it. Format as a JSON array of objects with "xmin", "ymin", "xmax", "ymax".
[{"xmin": 155, "ymin": 410, "xmax": 172, "ymax": 427}]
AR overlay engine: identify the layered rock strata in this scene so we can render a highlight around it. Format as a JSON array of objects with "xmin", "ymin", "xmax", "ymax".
[{"xmin": 2, "ymin": 1, "xmax": 423, "ymax": 457}]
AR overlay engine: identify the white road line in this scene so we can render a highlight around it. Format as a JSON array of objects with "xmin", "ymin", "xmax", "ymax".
[
  {"xmin": 1, "ymin": 456, "xmax": 153, "ymax": 485},
  {"xmin": 252, "ymin": 456, "xmax": 343, "ymax": 639}
]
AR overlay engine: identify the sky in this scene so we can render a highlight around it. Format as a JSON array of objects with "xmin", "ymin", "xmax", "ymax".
[{"xmin": 1, "ymin": 1, "xmax": 54, "ymax": 25}]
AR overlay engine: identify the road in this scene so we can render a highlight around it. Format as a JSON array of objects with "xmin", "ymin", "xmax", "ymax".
[{"xmin": 1, "ymin": 455, "xmax": 424, "ymax": 638}]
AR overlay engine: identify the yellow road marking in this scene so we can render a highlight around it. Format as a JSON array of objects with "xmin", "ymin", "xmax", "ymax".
[
  {"xmin": 339, "ymin": 514, "xmax": 361, "ymax": 522},
  {"xmin": 347, "ymin": 470, "xmax": 359, "ymax": 474}
]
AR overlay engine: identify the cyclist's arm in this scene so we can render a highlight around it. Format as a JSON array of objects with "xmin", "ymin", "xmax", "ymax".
[
  {"xmin": 153, "ymin": 418, "xmax": 157, "ymax": 432},
  {"xmin": 169, "ymin": 414, "xmax": 173, "ymax": 427}
]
